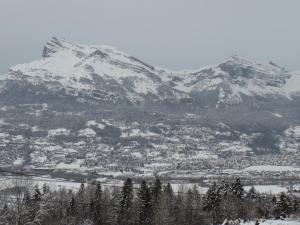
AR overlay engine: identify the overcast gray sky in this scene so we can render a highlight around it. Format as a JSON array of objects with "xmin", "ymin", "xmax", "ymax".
[{"xmin": 0, "ymin": 0, "xmax": 299, "ymax": 73}]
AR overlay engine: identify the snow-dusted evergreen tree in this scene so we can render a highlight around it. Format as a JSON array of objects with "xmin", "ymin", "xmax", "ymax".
[
  {"xmin": 274, "ymin": 192, "xmax": 289, "ymax": 218},
  {"xmin": 137, "ymin": 180, "xmax": 152, "ymax": 225},
  {"xmin": 117, "ymin": 178, "xmax": 135, "ymax": 225},
  {"xmin": 231, "ymin": 178, "xmax": 244, "ymax": 200},
  {"xmin": 22, "ymin": 185, "xmax": 42, "ymax": 224},
  {"xmin": 77, "ymin": 182, "xmax": 88, "ymax": 218},
  {"xmin": 203, "ymin": 182, "xmax": 221, "ymax": 225},
  {"xmin": 33, "ymin": 188, "xmax": 59, "ymax": 225},
  {"xmin": 156, "ymin": 183, "xmax": 175, "ymax": 225},
  {"xmin": 33, "ymin": 185, "xmax": 42, "ymax": 202},
  {"xmin": 246, "ymin": 186, "xmax": 258, "ymax": 199},
  {"xmin": 184, "ymin": 185, "xmax": 204, "ymax": 225},
  {"xmin": 151, "ymin": 177, "xmax": 162, "ymax": 206},
  {"xmin": 91, "ymin": 181, "xmax": 103, "ymax": 225},
  {"xmin": 218, "ymin": 180, "xmax": 230, "ymax": 198},
  {"xmin": 42, "ymin": 183, "xmax": 50, "ymax": 195},
  {"xmin": 150, "ymin": 177, "xmax": 162, "ymax": 225},
  {"xmin": 171, "ymin": 194, "xmax": 185, "ymax": 225},
  {"xmin": 184, "ymin": 189, "xmax": 194, "ymax": 225}
]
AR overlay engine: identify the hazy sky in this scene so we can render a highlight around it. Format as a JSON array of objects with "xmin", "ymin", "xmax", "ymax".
[{"xmin": 0, "ymin": 0, "xmax": 299, "ymax": 73}]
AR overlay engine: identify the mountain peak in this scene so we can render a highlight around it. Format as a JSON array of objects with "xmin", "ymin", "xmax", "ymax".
[
  {"xmin": 227, "ymin": 54, "xmax": 246, "ymax": 62},
  {"xmin": 43, "ymin": 37, "xmax": 68, "ymax": 57},
  {"xmin": 223, "ymin": 55, "xmax": 257, "ymax": 68}
]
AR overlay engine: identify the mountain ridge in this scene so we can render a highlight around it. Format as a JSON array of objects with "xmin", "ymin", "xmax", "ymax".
[{"xmin": 2, "ymin": 37, "xmax": 299, "ymax": 109}]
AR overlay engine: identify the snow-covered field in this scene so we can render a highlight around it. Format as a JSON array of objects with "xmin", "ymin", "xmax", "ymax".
[
  {"xmin": 0, "ymin": 174, "xmax": 297, "ymax": 195},
  {"xmin": 0, "ymin": 176, "xmax": 83, "ymax": 191},
  {"xmin": 244, "ymin": 185, "xmax": 288, "ymax": 194},
  {"xmin": 244, "ymin": 165, "xmax": 300, "ymax": 172}
]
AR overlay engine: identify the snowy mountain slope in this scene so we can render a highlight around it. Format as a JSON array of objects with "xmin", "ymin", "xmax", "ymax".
[
  {"xmin": 283, "ymin": 70, "xmax": 300, "ymax": 95},
  {"xmin": 2, "ymin": 38, "xmax": 299, "ymax": 108},
  {"xmin": 2, "ymin": 37, "xmax": 186, "ymax": 105},
  {"xmin": 168, "ymin": 56, "xmax": 298, "ymax": 107}
]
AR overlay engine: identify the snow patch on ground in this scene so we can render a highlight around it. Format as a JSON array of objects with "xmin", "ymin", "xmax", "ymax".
[
  {"xmin": 78, "ymin": 128, "xmax": 96, "ymax": 137},
  {"xmin": 48, "ymin": 128, "xmax": 70, "ymax": 136},
  {"xmin": 13, "ymin": 158, "xmax": 24, "ymax": 166},
  {"xmin": 86, "ymin": 120, "xmax": 105, "ymax": 129},
  {"xmin": 271, "ymin": 112, "xmax": 283, "ymax": 118}
]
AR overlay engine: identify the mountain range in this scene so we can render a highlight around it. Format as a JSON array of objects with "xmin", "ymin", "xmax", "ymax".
[{"xmin": 0, "ymin": 37, "xmax": 299, "ymax": 179}]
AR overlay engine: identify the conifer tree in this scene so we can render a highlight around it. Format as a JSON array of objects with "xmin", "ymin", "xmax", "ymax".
[
  {"xmin": 218, "ymin": 180, "xmax": 230, "ymax": 198},
  {"xmin": 246, "ymin": 186, "xmax": 257, "ymax": 199},
  {"xmin": 163, "ymin": 183, "xmax": 173, "ymax": 200},
  {"xmin": 159, "ymin": 183, "xmax": 175, "ymax": 225},
  {"xmin": 117, "ymin": 178, "xmax": 134, "ymax": 225},
  {"xmin": 231, "ymin": 178, "xmax": 244, "ymax": 199},
  {"xmin": 231, "ymin": 178, "xmax": 245, "ymax": 219},
  {"xmin": 274, "ymin": 192, "xmax": 289, "ymax": 218},
  {"xmin": 22, "ymin": 190, "xmax": 36, "ymax": 224},
  {"xmin": 92, "ymin": 181, "xmax": 103, "ymax": 225},
  {"xmin": 151, "ymin": 177, "xmax": 162, "ymax": 205},
  {"xmin": 151, "ymin": 178, "xmax": 162, "ymax": 225},
  {"xmin": 171, "ymin": 194, "xmax": 184, "ymax": 225},
  {"xmin": 137, "ymin": 180, "xmax": 152, "ymax": 225},
  {"xmin": 33, "ymin": 185, "xmax": 42, "ymax": 202},
  {"xmin": 184, "ymin": 189, "xmax": 195, "ymax": 225},
  {"xmin": 203, "ymin": 182, "xmax": 221, "ymax": 225},
  {"xmin": 42, "ymin": 183, "xmax": 50, "ymax": 195}
]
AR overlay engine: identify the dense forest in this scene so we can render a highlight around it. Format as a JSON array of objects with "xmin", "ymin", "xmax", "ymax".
[{"xmin": 0, "ymin": 177, "xmax": 299, "ymax": 225}]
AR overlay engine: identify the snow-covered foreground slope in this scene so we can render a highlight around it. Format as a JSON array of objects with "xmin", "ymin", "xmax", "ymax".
[{"xmin": 242, "ymin": 219, "xmax": 300, "ymax": 225}]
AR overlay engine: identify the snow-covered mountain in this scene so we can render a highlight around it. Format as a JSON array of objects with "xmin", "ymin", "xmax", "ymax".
[
  {"xmin": 2, "ymin": 37, "xmax": 299, "ymax": 108},
  {"xmin": 2, "ymin": 37, "xmax": 186, "ymax": 106},
  {"xmin": 0, "ymin": 38, "xmax": 300, "ymax": 178},
  {"xmin": 166, "ymin": 55, "xmax": 300, "ymax": 108}
]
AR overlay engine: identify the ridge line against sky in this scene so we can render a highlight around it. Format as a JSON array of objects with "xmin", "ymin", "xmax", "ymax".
[{"xmin": 0, "ymin": 0, "xmax": 299, "ymax": 73}]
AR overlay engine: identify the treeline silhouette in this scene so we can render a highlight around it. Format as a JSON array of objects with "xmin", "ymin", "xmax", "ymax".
[{"xmin": 0, "ymin": 177, "xmax": 299, "ymax": 225}]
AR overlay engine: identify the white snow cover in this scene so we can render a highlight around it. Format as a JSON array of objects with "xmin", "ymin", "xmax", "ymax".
[
  {"xmin": 168, "ymin": 55, "xmax": 299, "ymax": 106},
  {"xmin": 242, "ymin": 219, "xmax": 300, "ymax": 225},
  {"xmin": 78, "ymin": 128, "xmax": 97, "ymax": 137},
  {"xmin": 3, "ymin": 37, "xmax": 300, "ymax": 107},
  {"xmin": 5, "ymin": 37, "xmax": 169, "ymax": 102},
  {"xmin": 244, "ymin": 185, "xmax": 288, "ymax": 194},
  {"xmin": 271, "ymin": 112, "xmax": 283, "ymax": 118},
  {"xmin": 244, "ymin": 165, "xmax": 300, "ymax": 172},
  {"xmin": 284, "ymin": 126, "xmax": 300, "ymax": 139},
  {"xmin": 283, "ymin": 71, "xmax": 300, "ymax": 95},
  {"xmin": 13, "ymin": 158, "xmax": 24, "ymax": 166},
  {"xmin": 86, "ymin": 120, "xmax": 106, "ymax": 129},
  {"xmin": 48, "ymin": 128, "xmax": 70, "ymax": 136}
]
